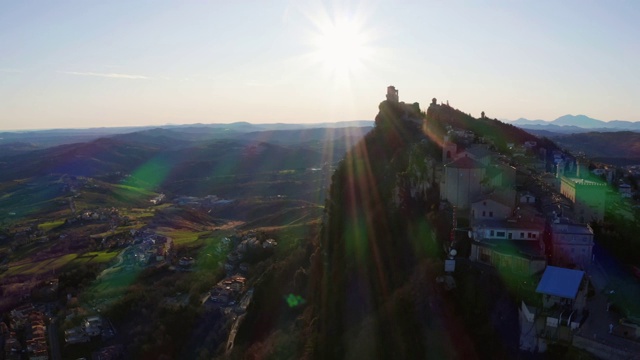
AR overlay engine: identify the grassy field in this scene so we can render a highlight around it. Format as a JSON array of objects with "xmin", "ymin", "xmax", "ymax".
[
  {"xmin": 1, "ymin": 249, "xmax": 119, "ymax": 278},
  {"xmin": 120, "ymin": 205, "xmax": 166, "ymax": 219},
  {"xmin": 38, "ymin": 219, "xmax": 65, "ymax": 232},
  {"xmin": 73, "ymin": 181, "xmax": 159, "ymax": 210},
  {"xmin": 69, "ymin": 251, "xmax": 119, "ymax": 266},
  {"xmin": 89, "ymin": 268, "xmax": 140, "ymax": 299},
  {"xmin": 156, "ymin": 228, "xmax": 210, "ymax": 246},
  {"xmin": 88, "ymin": 224, "xmax": 144, "ymax": 239},
  {"xmin": 2, "ymin": 253, "xmax": 78, "ymax": 277}
]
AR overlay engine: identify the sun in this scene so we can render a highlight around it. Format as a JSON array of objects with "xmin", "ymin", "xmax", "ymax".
[{"xmin": 312, "ymin": 20, "xmax": 371, "ymax": 74}]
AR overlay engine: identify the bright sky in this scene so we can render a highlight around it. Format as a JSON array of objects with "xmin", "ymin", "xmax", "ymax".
[{"xmin": 1, "ymin": 0, "xmax": 639, "ymax": 130}]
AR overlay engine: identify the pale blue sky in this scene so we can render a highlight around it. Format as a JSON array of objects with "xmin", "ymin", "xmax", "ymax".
[{"xmin": 1, "ymin": 0, "xmax": 638, "ymax": 130}]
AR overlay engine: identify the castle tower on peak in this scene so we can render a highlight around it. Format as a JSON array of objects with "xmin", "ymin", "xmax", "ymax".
[{"xmin": 386, "ymin": 86, "xmax": 399, "ymax": 102}]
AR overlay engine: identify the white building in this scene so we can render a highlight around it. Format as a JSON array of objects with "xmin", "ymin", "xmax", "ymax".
[{"xmin": 441, "ymin": 157, "xmax": 487, "ymax": 209}]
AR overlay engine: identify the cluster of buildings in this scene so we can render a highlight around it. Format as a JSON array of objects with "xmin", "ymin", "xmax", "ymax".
[
  {"xmin": 64, "ymin": 315, "xmax": 114, "ymax": 345},
  {"xmin": 224, "ymin": 235, "xmax": 277, "ymax": 276},
  {"xmin": 126, "ymin": 231, "xmax": 173, "ymax": 267},
  {"xmin": 149, "ymin": 193, "xmax": 165, "ymax": 205},
  {"xmin": 435, "ymin": 122, "xmax": 608, "ymax": 353},
  {"xmin": 206, "ymin": 275, "xmax": 247, "ymax": 308},
  {"xmin": 383, "ymin": 85, "xmax": 626, "ymax": 354},
  {"xmin": 437, "ymin": 124, "xmax": 601, "ymax": 274},
  {"xmin": 3, "ymin": 304, "xmax": 49, "ymax": 360},
  {"xmin": 204, "ymin": 233, "xmax": 277, "ymax": 311}
]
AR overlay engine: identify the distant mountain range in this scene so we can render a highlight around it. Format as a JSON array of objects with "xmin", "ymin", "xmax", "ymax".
[
  {"xmin": 509, "ymin": 115, "xmax": 640, "ymax": 134},
  {"xmin": 0, "ymin": 124, "xmax": 372, "ymax": 183},
  {"xmin": 506, "ymin": 115, "xmax": 640, "ymax": 162},
  {"xmin": 0, "ymin": 120, "xmax": 374, "ymax": 155}
]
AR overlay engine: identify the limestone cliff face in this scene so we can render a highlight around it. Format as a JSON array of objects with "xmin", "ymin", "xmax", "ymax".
[
  {"xmin": 308, "ymin": 100, "xmax": 444, "ymax": 359},
  {"xmin": 393, "ymin": 143, "xmax": 439, "ymax": 208}
]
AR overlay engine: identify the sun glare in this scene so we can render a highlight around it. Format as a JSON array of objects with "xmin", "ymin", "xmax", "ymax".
[{"xmin": 313, "ymin": 20, "xmax": 371, "ymax": 74}]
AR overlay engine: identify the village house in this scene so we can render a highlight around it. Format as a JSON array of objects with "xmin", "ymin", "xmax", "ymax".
[
  {"xmin": 469, "ymin": 197, "xmax": 547, "ymax": 275},
  {"xmin": 519, "ymin": 192, "xmax": 536, "ymax": 205},
  {"xmin": 618, "ymin": 183, "xmax": 633, "ymax": 198},
  {"xmin": 64, "ymin": 327, "xmax": 89, "ymax": 344},
  {"xmin": 470, "ymin": 196, "xmax": 512, "ymax": 221},
  {"xmin": 263, "ymin": 238, "xmax": 278, "ymax": 249},
  {"xmin": 549, "ymin": 219, "xmax": 594, "ymax": 270},
  {"xmin": 455, "ymin": 144, "xmax": 493, "ymax": 165},
  {"xmin": 535, "ymin": 266, "xmax": 588, "ymax": 329},
  {"xmin": 82, "ymin": 315, "xmax": 103, "ymax": 337},
  {"xmin": 486, "ymin": 162, "xmax": 517, "ymax": 207},
  {"xmin": 469, "ymin": 220, "xmax": 547, "ymax": 276},
  {"xmin": 441, "ymin": 156, "xmax": 487, "ymax": 210},
  {"xmin": 178, "ymin": 256, "xmax": 195, "ymax": 270},
  {"xmin": 520, "ymin": 265, "xmax": 590, "ymax": 351},
  {"xmin": 441, "ymin": 134, "xmax": 518, "ymax": 210}
]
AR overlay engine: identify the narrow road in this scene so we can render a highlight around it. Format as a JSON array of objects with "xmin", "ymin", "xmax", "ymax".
[
  {"xmin": 48, "ymin": 318, "xmax": 61, "ymax": 360},
  {"xmin": 224, "ymin": 288, "xmax": 254, "ymax": 354}
]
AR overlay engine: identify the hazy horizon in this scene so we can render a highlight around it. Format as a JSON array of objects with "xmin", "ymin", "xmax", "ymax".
[
  {"xmin": 2, "ymin": 1, "xmax": 639, "ymax": 131},
  {"xmin": 0, "ymin": 119, "xmax": 378, "ymax": 133},
  {"xmin": 5, "ymin": 114, "xmax": 640, "ymax": 134}
]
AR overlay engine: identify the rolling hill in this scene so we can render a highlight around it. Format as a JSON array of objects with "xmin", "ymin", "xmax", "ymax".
[{"xmin": 550, "ymin": 131, "xmax": 640, "ymax": 162}]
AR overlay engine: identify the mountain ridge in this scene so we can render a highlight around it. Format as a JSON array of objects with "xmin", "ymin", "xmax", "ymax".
[{"xmin": 510, "ymin": 114, "xmax": 640, "ymax": 131}]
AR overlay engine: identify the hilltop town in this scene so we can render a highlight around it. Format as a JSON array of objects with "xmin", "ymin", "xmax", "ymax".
[{"xmin": 396, "ymin": 85, "xmax": 640, "ymax": 358}]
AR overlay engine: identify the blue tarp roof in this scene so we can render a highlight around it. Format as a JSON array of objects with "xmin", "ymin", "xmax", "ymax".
[{"xmin": 535, "ymin": 266, "xmax": 584, "ymax": 299}]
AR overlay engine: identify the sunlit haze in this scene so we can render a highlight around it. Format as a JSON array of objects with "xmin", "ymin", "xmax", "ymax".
[{"xmin": 1, "ymin": 0, "xmax": 639, "ymax": 130}]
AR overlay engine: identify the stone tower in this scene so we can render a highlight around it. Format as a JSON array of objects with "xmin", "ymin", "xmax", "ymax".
[{"xmin": 386, "ymin": 86, "xmax": 399, "ymax": 102}]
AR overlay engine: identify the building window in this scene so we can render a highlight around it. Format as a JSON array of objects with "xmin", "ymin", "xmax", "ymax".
[
  {"xmin": 496, "ymin": 231, "xmax": 505, "ymax": 237},
  {"xmin": 482, "ymin": 211, "xmax": 486, "ymax": 217},
  {"xmin": 521, "ymin": 232, "xmax": 525, "ymax": 239},
  {"xmin": 490, "ymin": 230, "xmax": 495, "ymax": 236},
  {"xmin": 489, "ymin": 211, "xmax": 493, "ymax": 217}
]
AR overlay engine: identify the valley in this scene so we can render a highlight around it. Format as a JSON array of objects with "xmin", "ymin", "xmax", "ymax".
[{"xmin": 0, "ymin": 123, "xmax": 365, "ymax": 359}]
